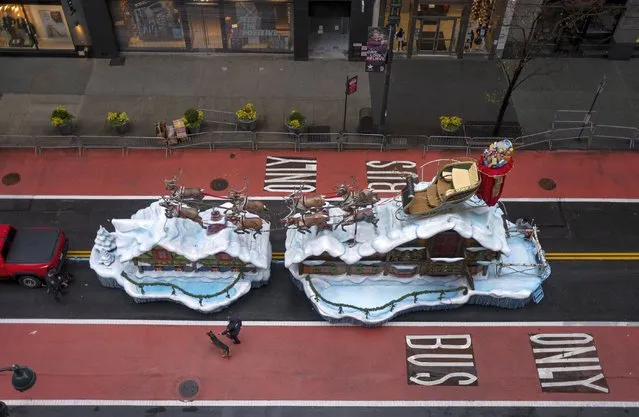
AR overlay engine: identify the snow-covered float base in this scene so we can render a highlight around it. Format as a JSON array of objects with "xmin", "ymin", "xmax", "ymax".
[
  {"xmin": 91, "ymin": 249, "xmax": 270, "ymax": 313},
  {"xmin": 89, "ymin": 200, "xmax": 272, "ymax": 314},
  {"xmin": 288, "ymin": 232, "xmax": 550, "ymax": 326}
]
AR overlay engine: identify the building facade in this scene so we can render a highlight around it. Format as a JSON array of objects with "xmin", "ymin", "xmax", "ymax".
[{"xmin": 2, "ymin": 0, "xmax": 636, "ymax": 59}]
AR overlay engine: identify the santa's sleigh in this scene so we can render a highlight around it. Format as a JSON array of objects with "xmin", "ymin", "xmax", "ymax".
[{"xmin": 400, "ymin": 159, "xmax": 481, "ymax": 218}]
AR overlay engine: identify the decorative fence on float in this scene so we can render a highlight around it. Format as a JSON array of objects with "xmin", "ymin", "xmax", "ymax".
[
  {"xmin": 0, "ymin": 124, "xmax": 637, "ymax": 157},
  {"xmin": 304, "ymin": 275, "xmax": 468, "ymax": 319},
  {"xmin": 119, "ymin": 270, "xmax": 245, "ymax": 306}
]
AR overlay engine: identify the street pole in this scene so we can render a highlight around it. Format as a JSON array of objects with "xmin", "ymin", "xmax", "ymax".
[
  {"xmin": 579, "ymin": 75, "xmax": 606, "ymax": 141},
  {"xmin": 379, "ymin": 26, "xmax": 396, "ymax": 133},
  {"xmin": 342, "ymin": 76, "xmax": 349, "ymax": 133}
]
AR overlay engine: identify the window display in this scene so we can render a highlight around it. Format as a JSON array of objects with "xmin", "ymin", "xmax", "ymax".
[
  {"xmin": 1, "ymin": 4, "xmax": 36, "ymax": 49},
  {"xmin": 1, "ymin": 3, "xmax": 73, "ymax": 50},
  {"xmin": 225, "ymin": 1, "xmax": 293, "ymax": 51},
  {"xmin": 109, "ymin": 0, "xmax": 186, "ymax": 49}
]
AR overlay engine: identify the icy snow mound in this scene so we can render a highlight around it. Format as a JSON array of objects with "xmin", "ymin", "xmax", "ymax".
[
  {"xmin": 111, "ymin": 201, "xmax": 270, "ymax": 269},
  {"xmin": 285, "ymin": 194, "xmax": 508, "ymax": 267}
]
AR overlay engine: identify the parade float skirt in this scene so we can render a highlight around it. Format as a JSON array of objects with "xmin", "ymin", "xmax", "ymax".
[{"xmin": 477, "ymin": 156, "xmax": 514, "ymax": 206}]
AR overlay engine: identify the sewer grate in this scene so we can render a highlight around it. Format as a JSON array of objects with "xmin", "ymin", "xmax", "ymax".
[
  {"xmin": 178, "ymin": 379, "xmax": 199, "ymax": 398},
  {"xmin": 210, "ymin": 178, "xmax": 229, "ymax": 191},
  {"xmin": 538, "ymin": 178, "xmax": 557, "ymax": 191},
  {"xmin": 2, "ymin": 172, "xmax": 21, "ymax": 186}
]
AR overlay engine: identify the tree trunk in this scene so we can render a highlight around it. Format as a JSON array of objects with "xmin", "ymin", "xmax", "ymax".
[{"xmin": 493, "ymin": 63, "xmax": 524, "ymax": 136}]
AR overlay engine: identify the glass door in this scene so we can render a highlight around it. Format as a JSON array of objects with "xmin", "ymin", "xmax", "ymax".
[
  {"xmin": 186, "ymin": 1, "xmax": 223, "ymax": 50},
  {"xmin": 413, "ymin": 16, "xmax": 458, "ymax": 54}
]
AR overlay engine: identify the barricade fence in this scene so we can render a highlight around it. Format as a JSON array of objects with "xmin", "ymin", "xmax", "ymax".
[{"xmin": 0, "ymin": 124, "xmax": 636, "ymax": 157}]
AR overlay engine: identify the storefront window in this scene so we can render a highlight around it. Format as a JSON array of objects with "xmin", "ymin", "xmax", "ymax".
[
  {"xmin": 225, "ymin": 1, "xmax": 293, "ymax": 51},
  {"xmin": 187, "ymin": 1, "xmax": 224, "ymax": 49},
  {"xmin": 465, "ymin": 0, "xmax": 495, "ymax": 53},
  {"xmin": 1, "ymin": 4, "xmax": 36, "ymax": 49},
  {"xmin": 412, "ymin": 3, "xmax": 463, "ymax": 55},
  {"xmin": 1, "ymin": 3, "xmax": 73, "ymax": 50},
  {"xmin": 109, "ymin": 0, "xmax": 186, "ymax": 50}
]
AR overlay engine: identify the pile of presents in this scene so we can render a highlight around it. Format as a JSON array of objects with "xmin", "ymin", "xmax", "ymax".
[{"xmin": 155, "ymin": 119, "xmax": 188, "ymax": 145}]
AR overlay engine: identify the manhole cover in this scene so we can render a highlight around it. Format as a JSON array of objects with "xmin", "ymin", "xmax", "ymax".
[
  {"xmin": 210, "ymin": 178, "xmax": 229, "ymax": 191},
  {"xmin": 1, "ymin": 172, "xmax": 21, "ymax": 186},
  {"xmin": 538, "ymin": 178, "xmax": 557, "ymax": 191},
  {"xmin": 178, "ymin": 380, "xmax": 199, "ymax": 398}
]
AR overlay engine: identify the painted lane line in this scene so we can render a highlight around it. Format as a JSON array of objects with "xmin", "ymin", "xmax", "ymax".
[
  {"xmin": 1, "ymin": 319, "xmax": 638, "ymax": 327},
  {"xmin": 2, "ymin": 400, "xmax": 639, "ymax": 408},
  {"xmin": 2, "ymin": 195, "xmax": 639, "ymax": 203}
]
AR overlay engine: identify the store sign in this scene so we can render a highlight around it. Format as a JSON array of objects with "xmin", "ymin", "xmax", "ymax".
[
  {"xmin": 66, "ymin": 0, "xmax": 76, "ymax": 15},
  {"xmin": 346, "ymin": 76, "xmax": 358, "ymax": 95},
  {"xmin": 365, "ymin": 27, "xmax": 389, "ymax": 73}
]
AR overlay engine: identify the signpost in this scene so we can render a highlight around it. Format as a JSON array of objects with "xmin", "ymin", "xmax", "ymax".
[
  {"xmin": 379, "ymin": 0, "xmax": 403, "ymax": 132},
  {"xmin": 343, "ymin": 75, "xmax": 358, "ymax": 132}
]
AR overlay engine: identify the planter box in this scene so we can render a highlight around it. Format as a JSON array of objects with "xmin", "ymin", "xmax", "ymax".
[
  {"xmin": 56, "ymin": 123, "xmax": 73, "ymax": 135},
  {"xmin": 114, "ymin": 121, "xmax": 130, "ymax": 134},
  {"xmin": 441, "ymin": 125, "xmax": 461, "ymax": 134},
  {"xmin": 237, "ymin": 118, "xmax": 258, "ymax": 132},
  {"xmin": 187, "ymin": 124, "xmax": 201, "ymax": 135}
]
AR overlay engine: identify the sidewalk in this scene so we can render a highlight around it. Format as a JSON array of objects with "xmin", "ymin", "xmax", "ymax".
[{"xmin": 0, "ymin": 55, "xmax": 638, "ymax": 137}]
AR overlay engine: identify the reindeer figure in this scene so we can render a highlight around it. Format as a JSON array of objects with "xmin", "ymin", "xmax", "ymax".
[
  {"xmin": 284, "ymin": 190, "xmax": 326, "ymax": 217},
  {"xmin": 282, "ymin": 213, "xmax": 329, "ymax": 234},
  {"xmin": 164, "ymin": 171, "xmax": 205, "ymax": 201},
  {"xmin": 227, "ymin": 183, "xmax": 267, "ymax": 215},
  {"xmin": 160, "ymin": 198, "xmax": 205, "ymax": 228},
  {"xmin": 226, "ymin": 214, "xmax": 264, "ymax": 238},
  {"xmin": 333, "ymin": 207, "xmax": 379, "ymax": 232},
  {"xmin": 336, "ymin": 184, "xmax": 380, "ymax": 209}
]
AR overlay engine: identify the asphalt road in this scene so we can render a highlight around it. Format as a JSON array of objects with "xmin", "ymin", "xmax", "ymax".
[
  {"xmin": 0, "ymin": 199, "xmax": 638, "ymax": 253},
  {"xmin": 4, "ymin": 406, "xmax": 639, "ymax": 417},
  {"xmin": 0, "ymin": 198, "xmax": 638, "ymax": 321}
]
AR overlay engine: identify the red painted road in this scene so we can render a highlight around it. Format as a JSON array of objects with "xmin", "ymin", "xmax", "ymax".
[
  {"xmin": 0, "ymin": 149, "xmax": 638, "ymax": 198},
  {"xmin": 0, "ymin": 323, "xmax": 637, "ymax": 401}
]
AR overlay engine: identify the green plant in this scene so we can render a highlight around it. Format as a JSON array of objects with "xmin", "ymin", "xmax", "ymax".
[
  {"xmin": 236, "ymin": 103, "xmax": 257, "ymax": 122},
  {"xmin": 439, "ymin": 115, "xmax": 463, "ymax": 130},
  {"xmin": 106, "ymin": 111, "xmax": 129, "ymax": 127},
  {"xmin": 287, "ymin": 109, "xmax": 305, "ymax": 128},
  {"xmin": 183, "ymin": 108, "xmax": 204, "ymax": 128},
  {"xmin": 50, "ymin": 105, "xmax": 73, "ymax": 127}
]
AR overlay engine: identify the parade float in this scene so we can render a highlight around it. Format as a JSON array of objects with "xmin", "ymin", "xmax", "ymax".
[
  {"xmin": 284, "ymin": 140, "xmax": 551, "ymax": 325},
  {"xmin": 90, "ymin": 176, "xmax": 271, "ymax": 313}
]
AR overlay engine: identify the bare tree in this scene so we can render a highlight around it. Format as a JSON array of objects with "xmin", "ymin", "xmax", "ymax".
[{"xmin": 490, "ymin": 0, "xmax": 616, "ymax": 135}]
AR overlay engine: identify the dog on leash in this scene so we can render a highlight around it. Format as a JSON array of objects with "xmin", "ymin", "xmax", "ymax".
[{"xmin": 207, "ymin": 330, "xmax": 231, "ymax": 359}]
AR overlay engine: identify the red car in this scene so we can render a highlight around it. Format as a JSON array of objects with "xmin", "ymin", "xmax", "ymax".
[{"xmin": 0, "ymin": 225, "xmax": 68, "ymax": 288}]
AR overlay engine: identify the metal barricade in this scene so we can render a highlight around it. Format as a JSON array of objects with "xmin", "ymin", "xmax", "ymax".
[
  {"xmin": 514, "ymin": 131, "xmax": 552, "ymax": 150},
  {"xmin": 552, "ymin": 110, "xmax": 596, "ymax": 130},
  {"xmin": 126, "ymin": 136, "xmax": 170, "ymax": 158},
  {"xmin": 339, "ymin": 133, "xmax": 385, "ymax": 151},
  {"xmin": 200, "ymin": 109, "xmax": 239, "ymax": 131},
  {"xmin": 34, "ymin": 135, "xmax": 81, "ymax": 155},
  {"xmin": 79, "ymin": 136, "xmax": 128, "ymax": 155},
  {"xmin": 425, "ymin": 135, "xmax": 470, "ymax": 153},
  {"xmin": 298, "ymin": 132, "xmax": 340, "ymax": 150},
  {"xmin": 590, "ymin": 125, "xmax": 637, "ymax": 150},
  {"xmin": 0, "ymin": 135, "xmax": 38, "ymax": 155},
  {"xmin": 548, "ymin": 127, "xmax": 590, "ymax": 150},
  {"xmin": 169, "ymin": 132, "xmax": 214, "ymax": 153},
  {"xmin": 207, "ymin": 131, "xmax": 255, "ymax": 150},
  {"xmin": 254, "ymin": 132, "xmax": 299, "ymax": 150},
  {"xmin": 467, "ymin": 136, "xmax": 516, "ymax": 150},
  {"xmin": 384, "ymin": 135, "xmax": 424, "ymax": 150}
]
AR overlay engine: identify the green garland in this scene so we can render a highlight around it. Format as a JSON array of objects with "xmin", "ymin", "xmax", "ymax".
[
  {"xmin": 304, "ymin": 275, "xmax": 469, "ymax": 318},
  {"xmin": 120, "ymin": 270, "xmax": 245, "ymax": 306}
]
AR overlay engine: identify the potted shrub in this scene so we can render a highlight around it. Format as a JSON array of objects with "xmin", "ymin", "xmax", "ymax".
[
  {"xmin": 235, "ymin": 103, "xmax": 257, "ymax": 131},
  {"xmin": 286, "ymin": 109, "xmax": 305, "ymax": 134},
  {"xmin": 50, "ymin": 105, "xmax": 74, "ymax": 135},
  {"xmin": 106, "ymin": 111, "xmax": 130, "ymax": 134},
  {"xmin": 439, "ymin": 115, "xmax": 463, "ymax": 134},
  {"xmin": 183, "ymin": 108, "xmax": 204, "ymax": 134}
]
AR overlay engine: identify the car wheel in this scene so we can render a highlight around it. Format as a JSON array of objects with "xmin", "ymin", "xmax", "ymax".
[{"xmin": 18, "ymin": 276, "xmax": 42, "ymax": 289}]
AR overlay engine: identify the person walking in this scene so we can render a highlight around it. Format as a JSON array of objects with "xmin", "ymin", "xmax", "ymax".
[
  {"xmin": 45, "ymin": 270, "xmax": 63, "ymax": 302},
  {"xmin": 221, "ymin": 317, "xmax": 242, "ymax": 344},
  {"xmin": 396, "ymin": 28, "xmax": 405, "ymax": 51}
]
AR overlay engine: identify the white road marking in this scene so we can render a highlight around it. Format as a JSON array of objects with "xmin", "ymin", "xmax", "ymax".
[
  {"xmin": 1, "ymin": 400, "xmax": 638, "ymax": 407},
  {"xmin": 0, "ymin": 195, "xmax": 639, "ymax": 203},
  {"xmin": 0, "ymin": 319, "xmax": 638, "ymax": 327}
]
